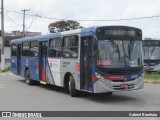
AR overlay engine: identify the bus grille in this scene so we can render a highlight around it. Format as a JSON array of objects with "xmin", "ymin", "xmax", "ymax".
[
  {"xmin": 107, "ymin": 69, "xmax": 140, "ymax": 75},
  {"xmin": 98, "ymin": 67, "xmax": 142, "ymax": 75},
  {"xmin": 113, "ymin": 84, "xmax": 135, "ymax": 90}
]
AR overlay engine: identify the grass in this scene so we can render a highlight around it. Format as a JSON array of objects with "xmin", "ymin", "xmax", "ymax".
[
  {"xmin": 144, "ymin": 73, "xmax": 160, "ymax": 84},
  {"xmin": 0, "ymin": 66, "xmax": 10, "ymax": 72}
]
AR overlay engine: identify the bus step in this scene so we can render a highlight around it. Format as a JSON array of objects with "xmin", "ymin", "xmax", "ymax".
[
  {"xmin": 40, "ymin": 81, "xmax": 48, "ymax": 85},
  {"xmin": 80, "ymin": 89, "xmax": 92, "ymax": 93}
]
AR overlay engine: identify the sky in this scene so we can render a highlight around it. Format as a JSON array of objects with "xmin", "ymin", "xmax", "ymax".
[{"xmin": 1, "ymin": 0, "xmax": 160, "ymax": 39}]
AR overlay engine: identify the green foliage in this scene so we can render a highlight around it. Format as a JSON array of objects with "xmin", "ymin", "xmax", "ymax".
[
  {"xmin": 144, "ymin": 73, "xmax": 160, "ymax": 80},
  {"xmin": 144, "ymin": 73, "xmax": 160, "ymax": 84},
  {"xmin": 0, "ymin": 66, "xmax": 10, "ymax": 72},
  {"xmin": 48, "ymin": 20, "xmax": 83, "ymax": 33}
]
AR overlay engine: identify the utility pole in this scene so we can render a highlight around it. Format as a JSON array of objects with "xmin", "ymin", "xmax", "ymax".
[
  {"xmin": 1, "ymin": 0, "xmax": 5, "ymax": 71},
  {"xmin": 21, "ymin": 9, "xmax": 30, "ymax": 38}
]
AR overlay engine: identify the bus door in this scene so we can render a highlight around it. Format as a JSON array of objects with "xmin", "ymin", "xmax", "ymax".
[
  {"xmin": 39, "ymin": 41, "xmax": 48, "ymax": 81},
  {"xmin": 81, "ymin": 36, "xmax": 93, "ymax": 90},
  {"xmin": 17, "ymin": 44, "xmax": 22, "ymax": 75}
]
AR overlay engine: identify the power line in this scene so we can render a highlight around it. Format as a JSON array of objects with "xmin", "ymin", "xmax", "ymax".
[
  {"xmin": 3, "ymin": 8, "xmax": 160, "ymax": 22},
  {"xmin": 4, "ymin": 8, "xmax": 62, "ymax": 20},
  {"xmin": 4, "ymin": 9, "xmax": 39, "ymax": 30},
  {"xmin": 75, "ymin": 15, "xmax": 160, "ymax": 21},
  {"xmin": 25, "ymin": 15, "xmax": 38, "ymax": 31},
  {"xmin": 4, "ymin": 12, "xmax": 22, "ymax": 26}
]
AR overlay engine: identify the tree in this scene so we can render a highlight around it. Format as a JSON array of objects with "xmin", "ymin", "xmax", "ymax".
[{"xmin": 48, "ymin": 20, "xmax": 83, "ymax": 33}]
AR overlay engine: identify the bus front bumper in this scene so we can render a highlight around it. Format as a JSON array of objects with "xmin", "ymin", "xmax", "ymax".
[{"xmin": 93, "ymin": 76, "xmax": 144, "ymax": 93}]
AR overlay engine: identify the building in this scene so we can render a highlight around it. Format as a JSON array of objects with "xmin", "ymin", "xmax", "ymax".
[{"xmin": 0, "ymin": 30, "xmax": 41, "ymax": 62}]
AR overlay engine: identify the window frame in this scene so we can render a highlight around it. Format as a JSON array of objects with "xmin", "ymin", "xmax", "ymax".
[
  {"xmin": 48, "ymin": 37, "xmax": 62, "ymax": 58},
  {"xmin": 11, "ymin": 44, "xmax": 17, "ymax": 57},
  {"xmin": 22, "ymin": 42, "xmax": 30, "ymax": 57},
  {"xmin": 29, "ymin": 40, "xmax": 39, "ymax": 58},
  {"xmin": 62, "ymin": 35, "xmax": 79, "ymax": 59}
]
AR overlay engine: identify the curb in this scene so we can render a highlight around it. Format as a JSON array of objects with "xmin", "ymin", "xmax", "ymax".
[{"xmin": 144, "ymin": 79, "xmax": 160, "ymax": 84}]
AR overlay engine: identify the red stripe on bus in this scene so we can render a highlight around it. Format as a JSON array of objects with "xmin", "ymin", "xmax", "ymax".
[
  {"xmin": 92, "ymin": 76, "xmax": 98, "ymax": 81},
  {"xmin": 92, "ymin": 75, "xmax": 124, "ymax": 81},
  {"xmin": 104, "ymin": 76, "xmax": 124, "ymax": 80},
  {"xmin": 41, "ymin": 68, "xmax": 46, "ymax": 81}
]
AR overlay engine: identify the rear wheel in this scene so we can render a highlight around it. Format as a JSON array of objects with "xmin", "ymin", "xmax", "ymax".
[
  {"xmin": 69, "ymin": 76, "xmax": 77, "ymax": 97},
  {"xmin": 25, "ymin": 69, "xmax": 35, "ymax": 85}
]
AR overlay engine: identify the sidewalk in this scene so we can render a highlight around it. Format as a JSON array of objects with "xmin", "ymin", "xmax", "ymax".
[{"xmin": 0, "ymin": 71, "xmax": 13, "ymax": 76}]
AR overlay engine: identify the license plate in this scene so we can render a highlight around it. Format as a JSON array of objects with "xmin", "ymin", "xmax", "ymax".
[{"xmin": 120, "ymin": 84, "xmax": 128, "ymax": 89}]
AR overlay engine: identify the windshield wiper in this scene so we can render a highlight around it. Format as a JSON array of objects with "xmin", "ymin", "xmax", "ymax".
[
  {"xmin": 127, "ymin": 41, "xmax": 134, "ymax": 60},
  {"xmin": 111, "ymin": 41, "xmax": 120, "ymax": 61}
]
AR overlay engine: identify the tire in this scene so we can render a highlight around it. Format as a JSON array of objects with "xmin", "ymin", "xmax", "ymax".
[
  {"xmin": 69, "ymin": 76, "xmax": 77, "ymax": 97},
  {"xmin": 25, "ymin": 69, "xmax": 35, "ymax": 85}
]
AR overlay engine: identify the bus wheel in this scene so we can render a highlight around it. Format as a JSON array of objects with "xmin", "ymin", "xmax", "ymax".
[
  {"xmin": 25, "ymin": 70, "xmax": 34, "ymax": 85},
  {"xmin": 69, "ymin": 76, "xmax": 77, "ymax": 97}
]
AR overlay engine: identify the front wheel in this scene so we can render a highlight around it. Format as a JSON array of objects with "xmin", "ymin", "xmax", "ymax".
[
  {"xmin": 25, "ymin": 69, "xmax": 35, "ymax": 85},
  {"xmin": 69, "ymin": 76, "xmax": 77, "ymax": 97}
]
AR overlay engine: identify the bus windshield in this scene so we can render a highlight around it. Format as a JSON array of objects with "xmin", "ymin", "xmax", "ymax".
[
  {"xmin": 144, "ymin": 46, "xmax": 160, "ymax": 60},
  {"xmin": 97, "ymin": 40, "xmax": 143, "ymax": 68}
]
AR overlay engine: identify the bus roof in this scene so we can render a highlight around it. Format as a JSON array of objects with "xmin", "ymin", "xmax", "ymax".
[{"xmin": 11, "ymin": 25, "xmax": 141, "ymax": 44}]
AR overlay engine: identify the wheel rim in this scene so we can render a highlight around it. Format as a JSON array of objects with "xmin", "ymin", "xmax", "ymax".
[
  {"xmin": 69, "ymin": 81, "xmax": 71, "ymax": 91},
  {"xmin": 25, "ymin": 71, "xmax": 30, "ymax": 83}
]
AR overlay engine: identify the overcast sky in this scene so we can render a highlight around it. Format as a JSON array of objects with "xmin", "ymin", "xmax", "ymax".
[{"xmin": 1, "ymin": 0, "xmax": 160, "ymax": 39}]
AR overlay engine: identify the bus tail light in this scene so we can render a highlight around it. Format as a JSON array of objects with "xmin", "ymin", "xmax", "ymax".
[{"xmin": 75, "ymin": 63, "xmax": 80, "ymax": 71}]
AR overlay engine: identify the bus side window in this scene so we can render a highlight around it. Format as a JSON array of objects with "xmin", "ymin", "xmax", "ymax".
[
  {"xmin": 22, "ymin": 42, "xmax": 30, "ymax": 57},
  {"xmin": 62, "ymin": 35, "xmax": 79, "ymax": 58},
  {"xmin": 11, "ymin": 44, "xmax": 17, "ymax": 57},
  {"xmin": 48, "ymin": 38, "xmax": 62, "ymax": 58},
  {"xmin": 30, "ymin": 41, "xmax": 38, "ymax": 57}
]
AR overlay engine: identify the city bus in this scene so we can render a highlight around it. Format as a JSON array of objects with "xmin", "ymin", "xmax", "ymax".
[
  {"xmin": 11, "ymin": 26, "xmax": 144, "ymax": 97},
  {"xmin": 143, "ymin": 40, "xmax": 160, "ymax": 73}
]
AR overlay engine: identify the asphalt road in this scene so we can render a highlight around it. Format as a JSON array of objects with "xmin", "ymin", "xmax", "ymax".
[{"xmin": 0, "ymin": 72, "xmax": 160, "ymax": 120}]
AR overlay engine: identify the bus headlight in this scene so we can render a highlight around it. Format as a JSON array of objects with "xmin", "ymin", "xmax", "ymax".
[
  {"xmin": 95, "ymin": 72, "xmax": 111, "ymax": 84},
  {"xmin": 95, "ymin": 72, "xmax": 103, "ymax": 79}
]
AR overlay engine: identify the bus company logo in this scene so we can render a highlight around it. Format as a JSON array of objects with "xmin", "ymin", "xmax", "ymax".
[
  {"xmin": 26, "ymin": 59, "xmax": 29, "ymax": 66},
  {"xmin": 1, "ymin": 112, "xmax": 42, "ymax": 118},
  {"xmin": 2, "ymin": 112, "xmax": 11, "ymax": 117},
  {"xmin": 131, "ymin": 75, "xmax": 138, "ymax": 79},
  {"xmin": 12, "ymin": 59, "xmax": 15, "ymax": 63}
]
